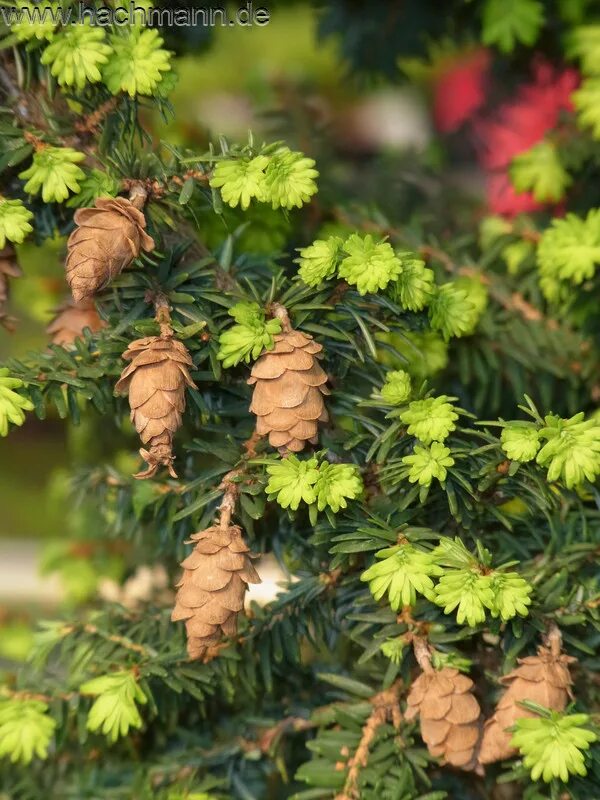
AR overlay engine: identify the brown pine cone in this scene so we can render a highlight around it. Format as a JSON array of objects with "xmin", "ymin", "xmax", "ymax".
[
  {"xmin": 114, "ymin": 334, "xmax": 196, "ymax": 479},
  {"xmin": 0, "ymin": 246, "xmax": 21, "ymax": 327},
  {"xmin": 171, "ymin": 524, "xmax": 261, "ymax": 661},
  {"xmin": 66, "ymin": 197, "xmax": 154, "ymax": 302},
  {"xmin": 406, "ymin": 667, "xmax": 483, "ymax": 772},
  {"xmin": 248, "ymin": 327, "xmax": 329, "ymax": 453},
  {"xmin": 478, "ymin": 643, "xmax": 575, "ymax": 765},
  {"xmin": 47, "ymin": 297, "xmax": 106, "ymax": 346}
]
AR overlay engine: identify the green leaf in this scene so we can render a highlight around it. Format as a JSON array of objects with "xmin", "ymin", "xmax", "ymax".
[
  {"xmin": 510, "ymin": 141, "xmax": 571, "ymax": 203},
  {"xmin": 573, "ymin": 78, "xmax": 600, "ymax": 138},
  {"xmin": 80, "ymin": 671, "xmax": 148, "ymax": 743},
  {"xmin": 482, "ymin": 0, "xmax": 544, "ymax": 52},
  {"xmin": 537, "ymin": 210, "xmax": 600, "ymax": 288},
  {"xmin": 266, "ymin": 455, "xmax": 320, "ymax": 510},
  {"xmin": 0, "ymin": 698, "xmax": 55, "ymax": 764},
  {"xmin": 217, "ymin": 302, "xmax": 282, "ymax": 368},
  {"xmin": 511, "ymin": 711, "xmax": 597, "ymax": 783}
]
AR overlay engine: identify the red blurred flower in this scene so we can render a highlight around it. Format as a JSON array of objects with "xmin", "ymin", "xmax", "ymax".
[
  {"xmin": 433, "ymin": 48, "xmax": 490, "ymax": 133},
  {"xmin": 476, "ymin": 61, "xmax": 579, "ymax": 216}
]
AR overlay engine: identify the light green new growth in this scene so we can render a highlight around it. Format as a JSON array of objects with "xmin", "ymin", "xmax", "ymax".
[
  {"xmin": 501, "ymin": 424, "xmax": 541, "ymax": 462},
  {"xmin": 434, "ymin": 569, "xmax": 493, "ymax": 627},
  {"xmin": 510, "ymin": 140, "xmax": 571, "ymax": 202},
  {"xmin": 41, "ymin": 24, "xmax": 112, "ymax": 90},
  {"xmin": 481, "ymin": 0, "xmax": 544, "ymax": 53},
  {"xmin": 537, "ymin": 210, "xmax": 600, "ymax": 289},
  {"xmin": 536, "ymin": 412, "xmax": 600, "ymax": 488},
  {"xmin": 428, "ymin": 282, "xmax": 480, "ymax": 340},
  {"xmin": 295, "ymin": 236, "xmax": 343, "ymax": 286},
  {"xmin": 400, "ymin": 395, "xmax": 458, "ymax": 444},
  {"xmin": 217, "ymin": 302, "xmax": 282, "ymax": 368},
  {"xmin": 12, "ymin": 1, "xmax": 58, "ymax": 41},
  {"xmin": 265, "ymin": 455, "xmax": 320, "ymax": 510},
  {"xmin": 380, "ymin": 637, "xmax": 406, "ymax": 664},
  {"xmin": 402, "ymin": 442, "xmax": 455, "ymax": 486},
  {"xmin": 361, "ymin": 542, "xmax": 442, "ymax": 609},
  {"xmin": 569, "ymin": 25, "xmax": 600, "ymax": 75},
  {"xmin": 338, "ymin": 234, "xmax": 403, "ymax": 295},
  {"xmin": 262, "ymin": 148, "xmax": 319, "ymax": 209},
  {"xmin": 80, "ymin": 671, "xmax": 148, "ymax": 743},
  {"xmin": 314, "ymin": 462, "xmax": 363, "ymax": 512},
  {"xmin": 0, "ymin": 369, "xmax": 34, "ymax": 436},
  {"xmin": 432, "ymin": 537, "xmax": 532, "ymax": 625},
  {"xmin": 392, "ymin": 255, "xmax": 435, "ymax": 311},
  {"xmin": 0, "ymin": 198, "xmax": 33, "ymax": 248},
  {"xmin": 0, "ymin": 698, "xmax": 56, "ymax": 764},
  {"xmin": 103, "ymin": 28, "xmax": 171, "ymax": 96},
  {"xmin": 266, "ymin": 457, "xmax": 363, "ymax": 513},
  {"xmin": 511, "ymin": 712, "xmax": 597, "ymax": 783},
  {"xmin": 66, "ymin": 169, "xmax": 121, "ymax": 209},
  {"xmin": 380, "ymin": 370, "xmax": 412, "ymax": 405},
  {"xmin": 489, "ymin": 571, "xmax": 532, "ymax": 619},
  {"xmin": 19, "ymin": 146, "xmax": 86, "ymax": 203},
  {"xmin": 210, "ymin": 156, "xmax": 270, "ymax": 210},
  {"xmin": 573, "ymin": 78, "xmax": 600, "ymax": 139}
]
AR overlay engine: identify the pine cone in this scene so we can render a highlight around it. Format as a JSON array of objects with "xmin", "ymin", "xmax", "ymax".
[
  {"xmin": 114, "ymin": 334, "xmax": 196, "ymax": 479},
  {"xmin": 248, "ymin": 328, "xmax": 329, "ymax": 453},
  {"xmin": 0, "ymin": 246, "xmax": 21, "ymax": 326},
  {"xmin": 47, "ymin": 297, "xmax": 106, "ymax": 346},
  {"xmin": 66, "ymin": 197, "xmax": 154, "ymax": 302},
  {"xmin": 171, "ymin": 524, "xmax": 261, "ymax": 661},
  {"xmin": 406, "ymin": 667, "xmax": 483, "ymax": 772},
  {"xmin": 478, "ymin": 643, "xmax": 575, "ymax": 764}
]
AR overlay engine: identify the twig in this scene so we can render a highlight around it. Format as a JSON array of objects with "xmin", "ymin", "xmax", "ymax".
[
  {"xmin": 269, "ymin": 302, "xmax": 292, "ymax": 332},
  {"xmin": 335, "ymin": 681, "xmax": 403, "ymax": 800},
  {"xmin": 218, "ymin": 469, "xmax": 243, "ymax": 529},
  {"xmin": 75, "ymin": 97, "xmax": 119, "ymax": 135},
  {"xmin": 128, "ymin": 182, "xmax": 148, "ymax": 210},
  {"xmin": 171, "ymin": 168, "xmax": 212, "ymax": 186},
  {"xmin": 150, "ymin": 292, "xmax": 173, "ymax": 338},
  {"xmin": 256, "ymin": 716, "xmax": 316, "ymax": 754},
  {"xmin": 412, "ymin": 635, "xmax": 434, "ymax": 673},
  {"xmin": 545, "ymin": 622, "xmax": 562, "ymax": 658}
]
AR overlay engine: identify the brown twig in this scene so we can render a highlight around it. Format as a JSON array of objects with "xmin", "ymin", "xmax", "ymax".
[
  {"xmin": 23, "ymin": 130, "xmax": 46, "ymax": 152},
  {"xmin": 218, "ymin": 469, "xmax": 243, "ymax": 529},
  {"xmin": 75, "ymin": 97, "xmax": 119, "ymax": 135},
  {"xmin": 128, "ymin": 182, "xmax": 149, "ymax": 210},
  {"xmin": 150, "ymin": 292, "xmax": 173, "ymax": 338},
  {"xmin": 335, "ymin": 681, "xmax": 403, "ymax": 800},
  {"xmin": 412, "ymin": 635, "xmax": 434, "ymax": 673},
  {"xmin": 269, "ymin": 302, "xmax": 292, "ymax": 332},
  {"xmin": 171, "ymin": 168, "xmax": 212, "ymax": 186},
  {"xmin": 545, "ymin": 622, "xmax": 562, "ymax": 658}
]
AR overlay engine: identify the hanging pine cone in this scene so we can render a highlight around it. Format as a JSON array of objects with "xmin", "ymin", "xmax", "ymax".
[
  {"xmin": 171, "ymin": 524, "xmax": 261, "ymax": 661},
  {"xmin": 114, "ymin": 331, "xmax": 196, "ymax": 479},
  {"xmin": 248, "ymin": 308, "xmax": 329, "ymax": 453},
  {"xmin": 66, "ymin": 195, "xmax": 154, "ymax": 302},
  {"xmin": 0, "ymin": 246, "xmax": 21, "ymax": 327},
  {"xmin": 47, "ymin": 297, "xmax": 106, "ymax": 346},
  {"xmin": 478, "ymin": 632, "xmax": 575, "ymax": 765},
  {"xmin": 406, "ymin": 666, "xmax": 483, "ymax": 772}
]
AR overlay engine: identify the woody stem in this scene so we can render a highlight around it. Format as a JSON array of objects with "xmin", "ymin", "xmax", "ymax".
[
  {"xmin": 270, "ymin": 302, "xmax": 292, "ymax": 332},
  {"xmin": 546, "ymin": 621, "xmax": 562, "ymax": 657},
  {"xmin": 218, "ymin": 469, "xmax": 242, "ymax": 529},
  {"xmin": 153, "ymin": 293, "xmax": 173, "ymax": 337},
  {"xmin": 128, "ymin": 183, "xmax": 148, "ymax": 210},
  {"xmin": 412, "ymin": 636, "xmax": 433, "ymax": 673}
]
